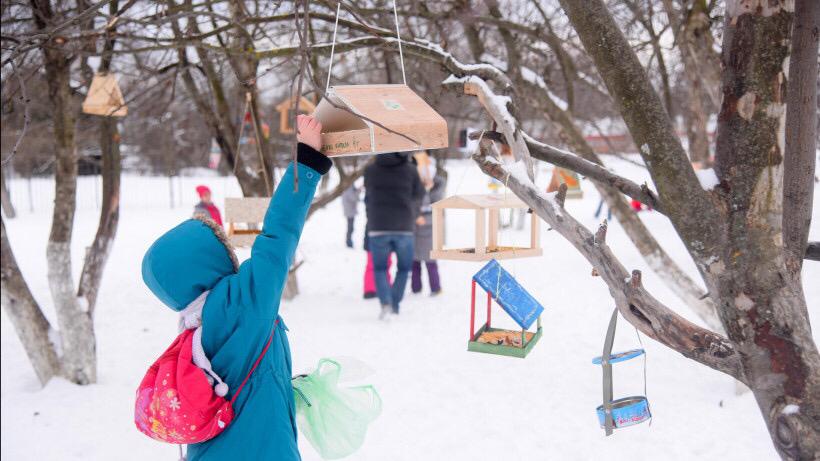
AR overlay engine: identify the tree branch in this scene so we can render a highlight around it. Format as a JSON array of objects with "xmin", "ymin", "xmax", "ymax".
[
  {"xmin": 783, "ymin": 0, "xmax": 819, "ymax": 269},
  {"xmin": 472, "ymin": 141, "xmax": 746, "ymax": 382},
  {"xmin": 806, "ymin": 242, "xmax": 820, "ymax": 262},
  {"xmin": 557, "ymin": 0, "xmax": 724, "ymax": 264}
]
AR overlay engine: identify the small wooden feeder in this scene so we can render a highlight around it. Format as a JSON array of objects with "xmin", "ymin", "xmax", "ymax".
[
  {"xmin": 430, "ymin": 194, "xmax": 542, "ymax": 262},
  {"xmin": 224, "ymin": 197, "xmax": 269, "ymax": 247},
  {"xmin": 593, "ymin": 308, "xmax": 651, "ymax": 435},
  {"xmin": 468, "ymin": 259, "xmax": 544, "ymax": 358},
  {"xmin": 547, "ymin": 167, "xmax": 583, "ymax": 199},
  {"xmin": 82, "ymin": 73, "xmax": 127, "ymax": 117},
  {"xmin": 275, "ymin": 94, "xmax": 317, "ymax": 134},
  {"xmin": 312, "ymin": 84, "xmax": 448, "ymax": 156}
]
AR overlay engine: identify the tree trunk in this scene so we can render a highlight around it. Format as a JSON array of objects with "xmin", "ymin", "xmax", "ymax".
[
  {"xmin": 1, "ymin": 217, "xmax": 60, "ymax": 385},
  {"xmin": 34, "ymin": 0, "xmax": 96, "ymax": 385},
  {"xmin": 77, "ymin": 0, "xmax": 122, "ymax": 318},
  {"xmin": 532, "ymin": 89, "xmax": 721, "ymax": 331},
  {"xmin": 663, "ymin": 0, "xmax": 720, "ymax": 164},
  {"xmin": 685, "ymin": 93, "xmax": 711, "ymax": 164},
  {"xmin": 711, "ymin": 2, "xmax": 820, "ymax": 458},
  {"xmin": 782, "ymin": 0, "xmax": 819, "ymax": 270},
  {"xmin": 1, "ymin": 172, "xmax": 16, "ymax": 219},
  {"xmin": 77, "ymin": 117, "xmax": 121, "ymax": 315}
]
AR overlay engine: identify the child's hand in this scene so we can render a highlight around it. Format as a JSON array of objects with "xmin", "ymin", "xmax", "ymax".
[{"xmin": 296, "ymin": 114, "xmax": 323, "ymax": 152}]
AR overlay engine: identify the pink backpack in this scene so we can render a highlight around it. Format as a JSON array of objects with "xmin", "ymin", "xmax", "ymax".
[{"xmin": 135, "ymin": 315, "xmax": 277, "ymax": 445}]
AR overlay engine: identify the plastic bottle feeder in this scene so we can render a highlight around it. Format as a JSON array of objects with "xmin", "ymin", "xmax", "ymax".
[
  {"xmin": 468, "ymin": 260, "xmax": 544, "ymax": 358},
  {"xmin": 594, "ymin": 309, "xmax": 651, "ymax": 435}
]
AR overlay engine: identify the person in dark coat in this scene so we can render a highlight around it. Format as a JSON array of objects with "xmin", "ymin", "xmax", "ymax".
[
  {"xmin": 412, "ymin": 171, "xmax": 445, "ymax": 295},
  {"xmin": 364, "ymin": 152, "xmax": 424, "ymax": 319}
]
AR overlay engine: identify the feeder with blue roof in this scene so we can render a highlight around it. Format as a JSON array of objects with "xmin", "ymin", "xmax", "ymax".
[{"xmin": 468, "ymin": 259, "xmax": 544, "ymax": 358}]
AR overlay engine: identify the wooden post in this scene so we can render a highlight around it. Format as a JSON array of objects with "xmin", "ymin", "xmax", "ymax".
[
  {"xmin": 432, "ymin": 207, "xmax": 444, "ymax": 254},
  {"xmin": 470, "ymin": 280, "xmax": 477, "ymax": 340},
  {"xmin": 530, "ymin": 212, "xmax": 540, "ymax": 250},
  {"xmin": 488, "ymin": 208, "xmax": 499, "ymax": 251},
  {"xmin": 486, "ymin": 290, "xmax": 492, "ymax": 328},
  {"xmin": 475, "ymin": 209, "xmax": 486, "ymax": 255}
]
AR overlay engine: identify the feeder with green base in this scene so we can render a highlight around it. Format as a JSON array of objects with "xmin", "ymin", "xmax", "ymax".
[{"xmin": 468, "ymin": 259, "xmax": 544, "ymax": 358}]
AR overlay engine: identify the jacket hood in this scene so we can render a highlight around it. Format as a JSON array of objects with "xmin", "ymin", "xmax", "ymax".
[
  {"xmin": 142, "ymin": 216, "xmax": 239, "ymax": 311},
  {"xmin": 375, "ymin": 152, "xmax": 409, "ymax": 167}
]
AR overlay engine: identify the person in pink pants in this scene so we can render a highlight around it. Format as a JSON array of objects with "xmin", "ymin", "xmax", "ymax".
[
  {"xmin": 364, "ymin": 251, "xmax": 392, "ymax": 299},
  {"xmin": 363, "ymin": 231, "xmax": 392, "ymax": 299}
]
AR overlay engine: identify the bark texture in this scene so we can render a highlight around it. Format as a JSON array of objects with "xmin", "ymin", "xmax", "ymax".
[
  {"xmin": 1, "ymin": 217, "xmax": 60, "ymax": 384},
  {"xmin": 711, "ymin": 2, "xmax": 819, "ymax": 457},
  {"xmin": 782, "ymin": 0, "xmax": 819, "ymax": 270},
  {"xmin": 32, "ymin": 0, "xmax": 97, "ymax": 385}
]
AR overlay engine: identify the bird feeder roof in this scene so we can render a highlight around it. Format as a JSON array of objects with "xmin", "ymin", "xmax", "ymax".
[
  {"xmin": 432, "ymin": 194, "xmax": 528, "ymax": 210},
  {"xmin": 473, "ymin": 259, "xmax": 544, "ymax": 329}
]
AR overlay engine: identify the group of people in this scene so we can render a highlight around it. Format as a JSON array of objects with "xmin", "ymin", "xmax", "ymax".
[
  {"xmin": 191, "ymin": 149, "xmax": 447, "ymax": 322},
  {"xmin": 345, "ymin": 151, "xmax": 446, "ymax": 320}
]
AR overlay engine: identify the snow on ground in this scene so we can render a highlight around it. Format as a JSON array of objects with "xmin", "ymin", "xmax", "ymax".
[{"xmin": 3, "ymin": 157, "xmax": 818, "ymax": 461}]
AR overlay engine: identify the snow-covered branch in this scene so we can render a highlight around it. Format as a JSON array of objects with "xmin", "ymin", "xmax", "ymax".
[
  {"xmin": 472, "ymin": 140, "xmax": 745, "ymax": 382},
  {"xmin": 444, "ymin": 76, "xmax": 663, "ymax": 213}
]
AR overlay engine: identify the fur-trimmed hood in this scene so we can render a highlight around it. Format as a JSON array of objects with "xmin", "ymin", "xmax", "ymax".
[{"xmin": 142, "ymin": 216, "xmax": 239, "ymax": 311}]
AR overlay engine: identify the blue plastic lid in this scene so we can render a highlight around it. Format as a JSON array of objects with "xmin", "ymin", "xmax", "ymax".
[{"xmin": 591, "ymin": 348, "xmax": 645, "ymax": 365}]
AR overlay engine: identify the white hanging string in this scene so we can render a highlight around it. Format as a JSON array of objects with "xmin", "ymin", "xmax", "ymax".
[
  {"xmin": 392, "ymin": 0, "xmax": 407, "ymax": 85},
  {"xmin": 634, "ymin": 326, "xmax": 652, "ymax": 425},
  {"xmin": 325, "ymin": 2, "xmax": 341, "ymax": 92},
  {"xmin": 325, "ymin": 0, "xmax": 407, "ymax": 90}
]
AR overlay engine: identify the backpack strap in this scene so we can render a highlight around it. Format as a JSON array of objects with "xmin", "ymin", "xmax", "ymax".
[{"xmin": 230, "ymin": 318, "xmax": 280, "ymax": 405}]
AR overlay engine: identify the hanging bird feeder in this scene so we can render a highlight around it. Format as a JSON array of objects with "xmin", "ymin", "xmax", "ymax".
[
  {"xmin": 430, "ymin": 194, "xmax": 542, "ymax": 262},
  {"xmin": 82, "ymin": 73, "xmax": 127, "ymax": 117},
  {"xmin": 311, "ymin": 2, "xmax": 448, "ymax": 157},
  {"xmin": 468, "ymin": 259, "xmax": 544, "ymax": 358},
  {"xmin": 546, "ymin": 167, "xmax": 583, "ymax": 199},
  {"xmin": 593, "ymin": 308, "xmax": 651, "ymax": 435}
]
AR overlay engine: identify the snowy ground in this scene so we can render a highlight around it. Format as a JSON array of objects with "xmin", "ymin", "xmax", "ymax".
[{"xmin": 2, "ymin": 157, "xmax": 818, "ymax": 460}]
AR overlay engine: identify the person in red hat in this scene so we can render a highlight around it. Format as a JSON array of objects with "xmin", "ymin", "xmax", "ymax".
[{"xmin": 194, "ymin": 185, "xmax": 223, "ymax": 226}]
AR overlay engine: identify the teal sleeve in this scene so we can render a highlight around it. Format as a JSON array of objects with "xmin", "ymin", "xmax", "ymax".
[{"xmin": 236, "ymin": 161, "xmax": 324, "ymax": 319}]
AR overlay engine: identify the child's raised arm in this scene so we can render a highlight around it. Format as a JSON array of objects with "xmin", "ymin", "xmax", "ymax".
[{"xmin": 236, "ymin": 115, "xmax": 331, "ymax": 319}]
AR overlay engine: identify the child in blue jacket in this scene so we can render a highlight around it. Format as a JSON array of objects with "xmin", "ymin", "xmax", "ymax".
[{"xmin": 142, "ymin": 115, "xmax": 330, "ymax": 460}]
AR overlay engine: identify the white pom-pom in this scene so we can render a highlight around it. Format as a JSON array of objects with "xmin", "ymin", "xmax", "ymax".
[{"xmin": 214, "ymin": 382, "xmax": 229, "ymax": 397}]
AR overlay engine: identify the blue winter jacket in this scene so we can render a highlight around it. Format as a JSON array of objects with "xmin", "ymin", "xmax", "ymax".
[{"xmin": 142, "ymin": 144, "xmax": 332, "ymax": 460}]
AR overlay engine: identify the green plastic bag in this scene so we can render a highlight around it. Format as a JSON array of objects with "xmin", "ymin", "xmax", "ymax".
[{"xmin": 292, "ymin": 358, "xmax": 382, "ymax": 459}]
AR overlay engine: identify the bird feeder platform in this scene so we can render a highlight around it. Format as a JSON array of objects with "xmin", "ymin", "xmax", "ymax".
[
  {"xmin": 468, "ymin": 260, "xmax": 544, "ymax": 358},
  {"xmin": 430, "ymin": 194, "xmax": 542, "ymax": 262},
  {"xmin": 224, "ymin": 197, "xmax": 269, "ymax": 247},
  {"xmin": 82, "ymin": 73, "xmax": 127, "ymax": 117}
]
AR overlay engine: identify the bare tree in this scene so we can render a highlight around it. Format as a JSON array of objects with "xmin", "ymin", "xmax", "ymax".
[{"xmin": 1, "ymin": 0, "xmax": 129, "ymax": 385}]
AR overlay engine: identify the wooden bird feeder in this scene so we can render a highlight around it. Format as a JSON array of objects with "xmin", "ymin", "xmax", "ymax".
[
  {"xmin": 276, "ymin": 95, "xmax": 317, "ymax": 134},
  {"xmin": 224, "ymin": 197, "xmax": 269, "ymax": 247},
  {"xmin": 547, "ymin": 167, "xmax": 583, "ymax": 199},
  {"xmin": 312, "ymin": 84, "xmax": 448, "ymax": 156},
  {"xmin": 430, "ymin": 194, "xmax": 542, "ymax": 261},
  {"xmin": 82, "ymin": 73, "xmax": 127, "ymax": 117},
  {"xmin": 469, "ymin": 259, "xmax": 544, "ymax": 358}
]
